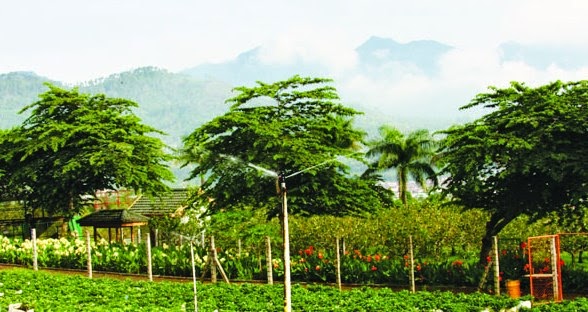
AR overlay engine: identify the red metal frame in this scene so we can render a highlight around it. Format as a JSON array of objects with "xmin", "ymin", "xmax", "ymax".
[{"xmin": 527, "ymin": 234, "xmax": 563, "ymax": 302}]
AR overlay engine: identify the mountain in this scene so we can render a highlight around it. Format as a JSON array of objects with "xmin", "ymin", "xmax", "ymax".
[
  {"xmin": 183, "ymin": 36, "xmax": 454, "ymax": 86},
  {"xmin": 0, "ymin": 71, "xmax": 60, "ymax": 128},
  {"xmin": 355, "ymin": 36, "xmax": 453, "ymax": 77},
  {"xmin": 77, "ymin": 67, "xmax": 233, "ymax": 147},
  {"xmin": 0, "ymin": 68, "xmax": 233, "ymax": 148},
  {"xmin": 182, "ymin": 46, "xmax": 330, "ymax": 87}
]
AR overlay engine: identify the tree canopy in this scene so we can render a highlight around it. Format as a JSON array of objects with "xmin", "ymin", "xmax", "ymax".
[
  {"xmin": 439, "ymin": 80, "xmax": 588, "ymax": 263},
  {"xmin": 365, "ymin": 125, "xmax": 438, "ymax": 205},
  {"xmin": 0, "ymin": 83, "xmax": 175, "ymax": 216},
  {"xmin": 181, "ymin": 75, "xmax": 393, "ymax": 218}
]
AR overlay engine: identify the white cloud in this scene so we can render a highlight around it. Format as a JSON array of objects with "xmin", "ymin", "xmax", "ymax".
[
  {"xmin": 332, "ymin": 41, "xmax": 588, "ymax": 128},
  {"xmin": 256, "ymin": 28, "xmax": 359, "ymax": 73}
]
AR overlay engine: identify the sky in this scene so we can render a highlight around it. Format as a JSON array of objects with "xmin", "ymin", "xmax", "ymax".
[{"xmin": 2, "ymin": 0, "xmax": 588, "ymax": 123}]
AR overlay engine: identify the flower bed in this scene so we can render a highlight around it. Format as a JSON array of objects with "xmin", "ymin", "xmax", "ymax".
[{"xmin": 1, "ymin": 235, "xmax": 587, "ymax": 292}]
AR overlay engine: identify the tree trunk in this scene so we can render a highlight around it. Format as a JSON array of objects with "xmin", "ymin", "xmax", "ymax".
[
  {"xmin": 398, "ymin": 167, "xmax": 408, "ymax": 206},
  {"xmin": 479, "ymin": 211, "xmax": 518, "ymax": 265}
]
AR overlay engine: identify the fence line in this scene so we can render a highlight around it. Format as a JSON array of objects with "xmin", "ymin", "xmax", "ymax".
[{"xmin": 0, "ymin": 231, "xmax": 531, "ymax": 296}]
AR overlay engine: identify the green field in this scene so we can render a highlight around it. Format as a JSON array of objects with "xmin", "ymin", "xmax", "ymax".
[{"xmin": 1, "ymin": 268, "xmax": 588, "ymax": 311}]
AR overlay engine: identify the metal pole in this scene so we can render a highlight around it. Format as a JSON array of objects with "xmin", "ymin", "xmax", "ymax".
[{"xmin": 282, "ymin": 186, "xmax": 292, "ymax": 312}]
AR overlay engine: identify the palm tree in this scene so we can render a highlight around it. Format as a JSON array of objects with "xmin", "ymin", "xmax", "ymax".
[{"xmin": 365, "ymin": 125, "xmax": 438, "ymax": 205}]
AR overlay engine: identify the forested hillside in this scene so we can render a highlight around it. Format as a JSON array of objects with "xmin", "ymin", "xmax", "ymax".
[
  {"xmin": 1, "ymin": 68, "xmax": 233, "ymax": 148},
  {"xmin": 0, "ymin": 72, "xmax": 60, "ymax": 128}
]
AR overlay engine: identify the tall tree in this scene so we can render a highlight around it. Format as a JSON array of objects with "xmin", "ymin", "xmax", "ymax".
[
  {"xmin": 365, "ymin": 125, "xmax": 438, "ymax": 205},
  {"xmin": 1, "ymin": 83, "xmax": 175, "ymax": 217},
  {"xmin": 181, "ymin": 75, "xmax": 392, "ymax": 217},
  {"xmin": 439, "ymin": 80, "xmax": 588, "ymax": 264}
]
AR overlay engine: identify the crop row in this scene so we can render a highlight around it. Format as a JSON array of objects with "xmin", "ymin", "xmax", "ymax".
[{"xmin": 3, "ymin": 268, "xmax": 588, "ymax": 311}]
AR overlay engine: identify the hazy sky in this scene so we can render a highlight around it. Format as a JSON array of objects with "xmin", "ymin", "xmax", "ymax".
[
  {"xmin": 2, "ymin": 0, "xmax": 587, "ymax": 83},
  {"xmin": 2, "ymin": 0, "xmax": 587, "ymax": 124}
]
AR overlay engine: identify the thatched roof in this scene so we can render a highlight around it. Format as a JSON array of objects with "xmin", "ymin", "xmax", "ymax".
[
  {"xmin": 129, "ymin": 189, "xmax": 189, "ymax": 217},
  {"xmin": 77, "ymin": 209, "xmax": 149, "ymax": 228}
]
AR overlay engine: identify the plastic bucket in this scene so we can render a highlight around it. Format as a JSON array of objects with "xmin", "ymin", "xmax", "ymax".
[{"xmin": 506, "ymin": 279, "xmax": 521, "ymax": 299}]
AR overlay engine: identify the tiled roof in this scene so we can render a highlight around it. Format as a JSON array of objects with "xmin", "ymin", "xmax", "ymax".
[
  {"xmin": 129, "ymin": 189, "xmax": 189, "ymax": 217},
  {"xmin": 77, "ymin": 209, "xmax": 149, "ymax": 227}
]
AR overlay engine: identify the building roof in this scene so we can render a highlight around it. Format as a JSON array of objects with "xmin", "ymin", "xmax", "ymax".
[
  {"xmin": 128, "ymin": 189, "xmax": 189, "ymax": 217},
  {"xmin": 77, "ymin": 209, "xmax": 149, "ymax": 228}
]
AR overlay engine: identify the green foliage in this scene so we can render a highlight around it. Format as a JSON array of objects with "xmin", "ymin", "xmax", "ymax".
[
  {"xmin": 289, "ymin": 198, "xmax": 488, "ymax": 260},
  {"xmin": 181, "ymin": 75, "xmax": 392, "ymax": 218},
  {"xmin": 366, "ymin": 125, "xmax": 439, "ymax": 205},
  {"xmin": 0, "ymin": 268, "xmax": 556, "ymax": 311},
  {"xmin": 440, "ymin": 80, "xmax": 588, "ymax": 263},
  {"xmin": 0, "ymin": 83, "xmax": 175, "ymax": 216}
]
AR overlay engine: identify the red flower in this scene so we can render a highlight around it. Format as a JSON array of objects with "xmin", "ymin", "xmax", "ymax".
[
  {"xmin": 501, "ymin": 249, "xmax": 507, "ymax": 256},
  {"xmin": 486, "ymin": 256, "xmax": 492, "ymax": 264},
  {"xmin": 452, "ymin": 260, "xmax": 463, "ymax": 267},
  {"xmin": 366, "ymin": 255, "xmax": 372, "ymax": 262},
  {"xmin": 371, "ymin": 265, "xmax": 377, "ymax": 271},
  {"xmin": 416, "ymin": 264, "xmax": 421, "ymax": 271},
  {"xmin": 520, "ymin": 242, "xmax": 527, "ymax": 249},
  {"xmin": 374, "ymin": 254, "xmax": 381, "ymax": 262},
  {"xmin": 315, "ymin": 265, "xmax": 320, "ymax": 271},
  {"xmin": 318, "ymin": 252, "xmax": 324, "ymax": 259}
]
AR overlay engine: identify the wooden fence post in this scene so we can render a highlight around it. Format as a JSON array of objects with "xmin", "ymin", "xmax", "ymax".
[
  {"xmin": 190, "ymin": 241, "xmax": 199, "ymax": 312},
  {"xmin": 493, "ymin": 236, "xmax": 500, "ymax": 296},
  {"xmin": 147, "ymin": 235, "xmax": 153, "ymax": 282},
  {"xmin": 409, "ymin": 235, "xmax": 415, "ymax": 293},
  {"xmin": 31, "ymin": 228, "xmax": 38, "ymax": 271},
  {"xmin": 266, "ymin": 236, "xmax": 273, "ymax": 284},
  {"xmin": 336, "ymin": 237, "xmax": 342, "ymax": 291},
  {"xmin": 86, "ymin": 230, "xmax": 93, "ymax": 279}
]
